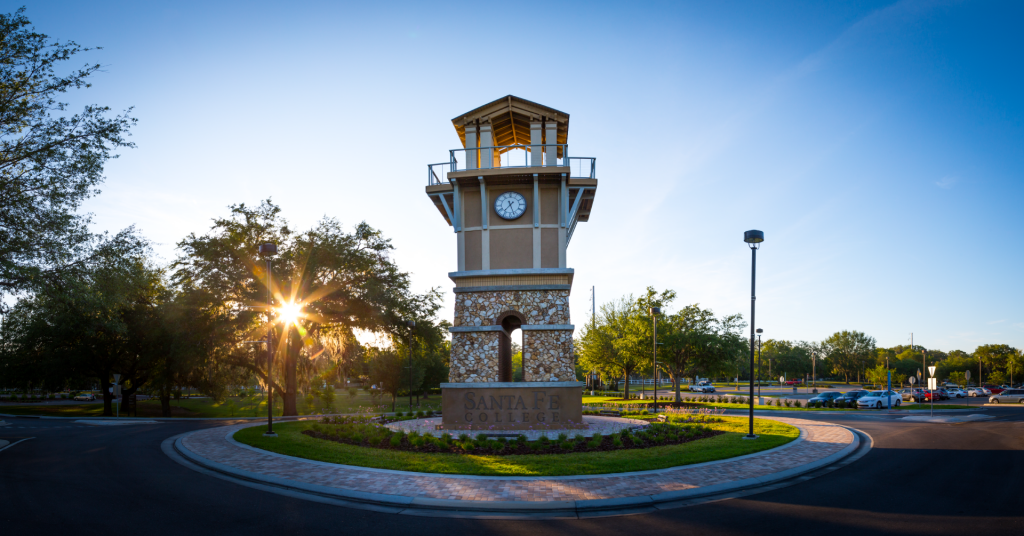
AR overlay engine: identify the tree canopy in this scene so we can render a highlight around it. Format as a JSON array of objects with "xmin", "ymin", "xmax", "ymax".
[{"xmin": 0, "ymin": 8, "xmax": 135, "ymax": 300}]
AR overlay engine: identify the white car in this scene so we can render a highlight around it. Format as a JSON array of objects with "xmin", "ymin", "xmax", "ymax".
[
  {"xmin": 73, "ymin": 393, "xmax": 96, "ymax": 401},
  {"xmin": 689, "ymin": 382, "xmax": 716, "ymax": 393},
  {"xmin": 967, "ymin": 387, "xmax": 990, "ymax": 397},
  {"xmin": 856, "ymin": 390, "xmax": 902, "ymax": 409},
  {"xmin": 945, "ymin": 387, "xmax": 966, "ymax": 398}
]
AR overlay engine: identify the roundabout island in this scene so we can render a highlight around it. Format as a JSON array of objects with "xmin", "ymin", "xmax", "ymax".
[{"xmin": 165, "ymin": 413, "xmax": 863, "ymax": 517}]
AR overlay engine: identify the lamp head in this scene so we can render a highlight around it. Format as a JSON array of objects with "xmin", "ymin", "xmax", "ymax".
[
  {"xmin": 406, "ymin": 320, "xmax": 416, "ymax": 328},
  {"xmin": 650, "ymin": 306, "xmax": 661, "ymax": 316},
  {"xmin": 258, "ymin": 243, "xmax": 278, "ymax": 257},
  {"xmin": 743, "ymin": 230, "xmax": 764, "ymax": 249},
  {"xmin": 756, "ymin": 328, "xmax": 763, "ymax": 334}
]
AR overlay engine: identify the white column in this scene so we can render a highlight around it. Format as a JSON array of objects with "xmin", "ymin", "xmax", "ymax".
[
  {"xmin": 545, "ymin": 122, "xmax": 558, "ymax": 166},
  {"xmin": 465, "ymin": 124, "xmax": 477, "ymax": 170},
  {"xmin": 530, "ymin": 120, "xmax": 543, "ymax": 167},
  {"xmin": 560, "ymin": 174, "xmax": 567, "ymax": 228},
  {"xmin": 479, "ymin": 177, "xmax": 488, "ymax": 230},
  {"xmin": 455, "ymin": 182, "xmax": 465, "ymax": 271},
  {"xmin": 480, "ymin": 177, "xmax": 489, "ymax": 270},
  {"xmin": 558, "ymin": 225, "xmax": 567, "ymax": 268},
  {"xmin": 479, "ymin": 123, "xmax": 493, "ymax": 169},
  {"xmin": 533, "ymin": 174, "xmax": 541, "ymax": 268}
]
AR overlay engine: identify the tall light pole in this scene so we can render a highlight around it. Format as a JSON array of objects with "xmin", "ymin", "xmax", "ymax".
[
  {"xmin": 259, "ymin": 243, "xmax": 277, "ymax": 437},
  {"xmin": 811, "ymin": 350, "xmax": 816, "ymax": 393},
  {"xmin": 406, "ymin": 320, "xmax": 416, "ymax": 411},
  {"xmin": 743, "ymin": 230, "xmax": 764, "ymax": 439},
  {"xmin": 651, "ymin": 306, "xmax": 660, "ymax": 411},
  {"xmin": 756, "ymin": 328, "xmax": 763, "ymax": 398}
]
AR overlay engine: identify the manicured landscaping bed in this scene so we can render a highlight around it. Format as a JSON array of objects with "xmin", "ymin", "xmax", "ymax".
[
  {"xmin": 303, "ymin": 415, "xmax": 722, "ymax": 455},
  {"xmin": 233, "ymin": 416, "xmax": 799, "ymax": 476}
]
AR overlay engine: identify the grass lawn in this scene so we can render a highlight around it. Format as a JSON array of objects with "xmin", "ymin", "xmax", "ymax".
[
  {"xmin": 232, "ymin": 416, "xmax": 799, "ymax": 476},
  {"xmin": 0, "ymin": 391, "xmax": 445, "ymax": 418}
]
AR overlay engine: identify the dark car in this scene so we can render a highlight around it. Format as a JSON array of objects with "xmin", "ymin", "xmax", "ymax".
[
  {"xmin": 934, "ymin": 388, "xmax": 951, "ymax": 400},
  {"xmin": 899, "ymin": 388, "xmax": 933, "ymax": 402},
  {"xmin": 839, "ymin": 390, "xmax": 870, "ymax": 406},
  {"xmin": 807, "ymin": 391, "xmax": 843, "ymax": 406}
]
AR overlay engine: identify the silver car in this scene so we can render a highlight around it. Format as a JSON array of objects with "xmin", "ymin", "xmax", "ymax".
[
  {"xmin": 945, "ymin": 387, "xmax": 966, "ymax": 398},
  {"xmin": 988, "ymin": 389, "xmax": 1024, "ymax": 404}
]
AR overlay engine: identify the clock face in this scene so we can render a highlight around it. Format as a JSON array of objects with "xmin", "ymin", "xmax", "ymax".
[{"xmin": 494, "ymin": 191, "xmax": 527, "ymax": 220}]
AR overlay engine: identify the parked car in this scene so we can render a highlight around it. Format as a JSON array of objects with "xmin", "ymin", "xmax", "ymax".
[
  {"xmin": 839, "ymin": 390, "xmax": 870, "ymax": 405},
  {"xmin": 984, "ymin": 385, "xmax": 1005, "ymax": 394},
  {"xmin": 945, "ymin": 387, "xmax": 966, "ymax": 398},
  {"xmin": 971, "ymin": 387, "xmax": 992, "ymax": 396},
  {"xmin": 785, "ymin": 379, "xmax": 802, "ymax": 386},
  {"xmin": 857, "ymin": 390, "xmax": 902, "ymax": 409},
  {"xmin": 73, "ymin": 393, "xmax": 96, "ymax": 401},
  {"xmin": 933, "ymin": 388, "xmax": 950, "ymax": 400},
  {"xmin": 899, "ymin": 388, "xmax": 931, "ymax": 402},
  {"xmin": 988, "ymin": 388, "xmax": 1024, "ymax": 404},
  {"xmin": 689, "ymin": 381, "xmax": 716, "ymax": 393},
  {"xmin": 808, "ymin": 391, "xmax": 843, "ymax": 406}
]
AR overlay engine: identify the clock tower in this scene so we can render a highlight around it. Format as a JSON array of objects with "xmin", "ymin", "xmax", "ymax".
[{"xmin": 425, "ymin": 95, "xmax": 597, "ymax": 430}]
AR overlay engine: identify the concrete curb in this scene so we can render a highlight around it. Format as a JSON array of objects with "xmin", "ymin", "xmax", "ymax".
[{"xmin": 167, "ymin": 418, "xmax": 865, "ymax": 518}]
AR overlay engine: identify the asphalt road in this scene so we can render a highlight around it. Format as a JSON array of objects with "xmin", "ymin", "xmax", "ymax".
[{"xmin": 2, "ymin": 410, "xmax": 1023, "ymax": 535}]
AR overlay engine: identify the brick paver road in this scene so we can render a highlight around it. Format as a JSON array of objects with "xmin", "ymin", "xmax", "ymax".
[{"xmin": 179, "ymin": 417, "xmax": 852, "ymax": 503}]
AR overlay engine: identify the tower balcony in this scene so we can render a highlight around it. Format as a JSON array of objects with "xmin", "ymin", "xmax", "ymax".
[{"xmin": 427, "ymin": 144, "xmax": 595, "ymax": 186}]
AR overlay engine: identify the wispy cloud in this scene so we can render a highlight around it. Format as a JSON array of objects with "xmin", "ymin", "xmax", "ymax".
[
  {"xmin": 935, "ymin": 176, "xmax": 957, "ymax": 189},
  {"xmin": 988, "ymin": 319, "xmax": 1006, "ymax": 325}
]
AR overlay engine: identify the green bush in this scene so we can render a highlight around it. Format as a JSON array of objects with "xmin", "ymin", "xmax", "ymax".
[{"xmin": 559, "ymin": 441, "xmax": 573, "ymax": 451}]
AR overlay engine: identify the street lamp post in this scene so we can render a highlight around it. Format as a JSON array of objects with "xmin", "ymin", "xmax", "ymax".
[
  {"xmin": 743, "ymin": 229, "xmax": 764, "ymax": 439},
  {"xmin": 756, "ymin": 328, "xmax": 763, "ymax": 399},
  {"xmin": 259, "ymin": 243, "xmax": 277, "ymax": 437},
  {"xmin": 406, "ymin": 320, "xmax": 416, "ymax": 411},
  {"xmin": 651, "ymin": 306, "xmax": 660, "ymax": 412}
]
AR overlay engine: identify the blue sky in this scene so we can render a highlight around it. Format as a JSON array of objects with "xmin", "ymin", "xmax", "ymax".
[{"xmin": 21, "ymin": 0, "xmax": 1024, "ymax": 352}]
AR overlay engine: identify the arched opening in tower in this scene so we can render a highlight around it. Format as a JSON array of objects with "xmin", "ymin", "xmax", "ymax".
[{"xmin": 498, "ymin": 314, "xmax": 523, "ymax": 382}]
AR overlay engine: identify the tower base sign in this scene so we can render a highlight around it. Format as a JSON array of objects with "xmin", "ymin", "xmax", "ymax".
[{"xmin": 440, "ymin": 382, "xmax": 586, "ymax": 431}]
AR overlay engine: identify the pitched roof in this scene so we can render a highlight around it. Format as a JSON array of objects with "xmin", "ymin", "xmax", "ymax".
[{"xmin": 451, "ymin": 95, "xmax": 569, "ymax": 151}]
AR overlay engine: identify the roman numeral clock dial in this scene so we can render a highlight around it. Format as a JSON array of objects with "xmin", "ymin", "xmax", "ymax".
[{"xmin": 494, "ymin": 191, "xmax": 527, "ymax": 220}]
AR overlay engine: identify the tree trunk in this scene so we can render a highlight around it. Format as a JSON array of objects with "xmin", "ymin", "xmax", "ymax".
[
  {"xmin": 102, "ymin": 377, "xmax": 113, "ymax": 416},
  {"xmin": 283, "ymin": 332, "xmax": 298, "ymax": 416},
  {"xmin": 121, "ymin": 384, "xmax": 137, "ymax": 417},
  {"xmin": 622, "ymin": 370, "xmax": 631, "ymax": 400},
  {"xmin": 160, "ymin": 393, "xmax": 171, "ymax": 417},
  {"xmin": 674, "ymin": 377, "xmax": 681, "ymax": 402}
]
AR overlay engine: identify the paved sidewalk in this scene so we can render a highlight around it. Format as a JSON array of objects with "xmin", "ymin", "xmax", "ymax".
[{"xmin": 170, "ymin": 416, "xmax": 858, "ymax": 515}]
